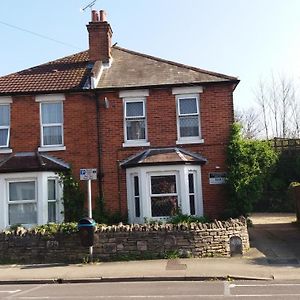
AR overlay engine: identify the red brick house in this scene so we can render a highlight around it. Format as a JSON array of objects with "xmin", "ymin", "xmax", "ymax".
[{"xmin": 0, "ymin": 10, "xmax": 239, "ymax": 229}]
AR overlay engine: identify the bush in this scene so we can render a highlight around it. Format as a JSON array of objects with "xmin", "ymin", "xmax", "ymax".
[
  {"xmin": 225, "ymin": 123, "xmax": 278, "ymax": 217},
  {"xmin": 168, "ymin": 214, "xmax": 210, "ymax": 224}
]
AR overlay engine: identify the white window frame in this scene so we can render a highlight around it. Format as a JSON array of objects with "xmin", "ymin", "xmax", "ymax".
[
  {"xmin": 176, "ymin": 93, "xmax": 204, "ymax": 144},
  {"xmin": 7, "ymin": 178, "xmax": 38, "ymax": 227},
  {"xmin": 0, "ymin": 104, "xmax": 10, "ymax": 148},
  {"xmin": 126, "ymin": 165, "xmax": 203, "ymax": 224},
  {"xmin": 47, "ymin": 178, "xmax": 59, "ymax": 223},
  {"xmin": 0, "ymin": 97, "xmax": 12, "ymax": 153},
  {"xmin": 36, "ymin": 94, "xmax": 66, "ymax": 152},
  {"xmin": 149, "ymin": 172, "xmax": 179, "ymax": 219},
  {"xmin": 123, "ymin": 97, "xmax": 150, "ymax": 147}
]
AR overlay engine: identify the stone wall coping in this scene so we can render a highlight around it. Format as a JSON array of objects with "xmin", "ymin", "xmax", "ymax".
[{"xmin": 0, "ymin": 217, "xmax": 247, "ymax": 237}]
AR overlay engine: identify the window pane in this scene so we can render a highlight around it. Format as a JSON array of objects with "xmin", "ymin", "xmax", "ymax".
[
  {"xmin": 189, "ymin": 195, "xmax": 196, "ymax": 215},
  {"xmin": 9, "ymin": 182, "xmax": 35, "ymax": 201},
  {"xmin": 135, "ymin": 197, "xmax": 140, "ymax": 218},
  {"xmin": 9, "ymin": 203, "xmax": 37, "ymax": 225},
  {"xmin": 188, "ymin": 173, "xmax": 194, "ymax": 193},
  {"xmin": 134, "ymin": 176, "xmax": 139, "ymax": 196},
  {"xmin": 43, "ymin": 126, "xmax": 62, "ymax": 145},
  {"xmin": 0, "ymin": 105, "xmax": 9, "ymax": 126},
  {"xmin": 126, "ymin": 120, "xmax": 145, "ymax": 140},
  {"xmin": 179, "ymin": 98, "xmax": 197, "ymax": 115},
  {"xmin": 151, "ymin": 196, "xmax": 178, "ymax": 217},
  {"xmin": 0, "ymin": 128, "xmax": 8, "ymax": 146},
  {"xmin": 179, "ymin": 116, "xmax": 199, "ymax": 137},
  {"xmin": 48, "ymin": 202, "xmax": 57, "ymax": 223},
  {"xmin": 48, "ymin": 180, "xmax": 56, "ymax": 200},
  {"xmin": 126, "ymin": 102, "xmax": 144, "ymax": 117},
  {"xmin": 42, "ymin": 103, "xmax": 62, "ymax": 124},
  {"xmin": 151, "ymin": 175, "xmax": 176, "ymax": 194}
]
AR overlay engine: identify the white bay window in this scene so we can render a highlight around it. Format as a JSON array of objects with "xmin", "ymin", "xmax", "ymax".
[
  {"xmin": 126, "ymin": 165, "xmax": 203, "ymax": 224},
  {"xmin": 0, "ymin": 172, "xmax": 64, "ymax": 230}
]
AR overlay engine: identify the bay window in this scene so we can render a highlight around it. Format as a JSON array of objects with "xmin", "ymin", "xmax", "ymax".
[{"xmin": 126, "ymin": 165, "xmax": 203, "ymax": 224}]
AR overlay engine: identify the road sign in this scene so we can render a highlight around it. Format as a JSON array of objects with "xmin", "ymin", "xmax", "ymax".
[{"xmin": 80, "ymin": 168, "xmax": 97, "ymax": 181}]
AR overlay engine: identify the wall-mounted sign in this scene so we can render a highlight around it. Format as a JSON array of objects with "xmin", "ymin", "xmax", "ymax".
[
  {"xmin": 209, "ymin": 172, "xmax": 227, "ymax": 185},
  {"xmin": 80, "ymin": 168, "xmax": 97, "ymax": 181}
]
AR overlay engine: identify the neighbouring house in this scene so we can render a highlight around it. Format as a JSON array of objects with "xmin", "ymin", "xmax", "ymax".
[{"xmin": 0, "ymin": 10, "xmax": 239, "ymax": 230}]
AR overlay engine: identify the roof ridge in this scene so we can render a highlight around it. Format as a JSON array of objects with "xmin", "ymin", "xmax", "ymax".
[{"xmin": 113, "ymin": 45, "xmax": 238, "ymax": 81}]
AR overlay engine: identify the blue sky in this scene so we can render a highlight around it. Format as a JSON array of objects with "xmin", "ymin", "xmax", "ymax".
[{"xmin": 1, "ymin": 0, "xmax": 300, "ymax": 110}]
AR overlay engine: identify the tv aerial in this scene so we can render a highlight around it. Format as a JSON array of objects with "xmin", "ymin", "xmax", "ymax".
[{"xmin": 80, "ymin": 0, "xmax": 98, "ymax": 12}]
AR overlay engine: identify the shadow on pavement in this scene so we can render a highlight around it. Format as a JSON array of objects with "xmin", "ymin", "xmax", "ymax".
[{"xmin": 247, "ymin": 213, "xmax": 300, "ymax": 268}]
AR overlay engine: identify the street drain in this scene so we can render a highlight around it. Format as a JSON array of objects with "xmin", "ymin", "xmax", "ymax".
[{"xmin": 267, "ymin": 258, "xmax": 299, "ymax": 265}]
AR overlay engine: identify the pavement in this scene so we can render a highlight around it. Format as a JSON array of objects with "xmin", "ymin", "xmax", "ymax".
[{"xmin": 0, "ymin": 213, "xmax": 300, "ymax": 284}]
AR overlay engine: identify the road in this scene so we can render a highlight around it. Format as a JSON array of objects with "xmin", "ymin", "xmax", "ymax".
[{"xmin": 1, "ymin": 281, "xmax": 300, "ymax": 299}]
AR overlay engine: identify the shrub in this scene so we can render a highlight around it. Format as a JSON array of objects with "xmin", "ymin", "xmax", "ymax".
[
  {"xmin": 168, "ymin": 213, "xmax": 210, "ymax": 224},
  {"xmin": 225, "ymin": 123, "xmax": 278, "ymax": 217}
]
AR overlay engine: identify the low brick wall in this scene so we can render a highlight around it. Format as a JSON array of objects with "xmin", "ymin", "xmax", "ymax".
[{"xmin": 0, "ymin": 218, "xmax": 249, "ymax": 264}]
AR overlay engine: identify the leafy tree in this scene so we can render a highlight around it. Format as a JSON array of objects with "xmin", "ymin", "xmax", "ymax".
[{"xmin": 225, "ymin": 123, "xmax": 278, "ymax": 217}]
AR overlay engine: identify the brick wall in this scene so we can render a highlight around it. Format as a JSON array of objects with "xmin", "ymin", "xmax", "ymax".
[
  {"xmin": 5, "ymin": 82, "xmax": 234, "ymax": 219},
  {"xmin": 0, "ymin": 218, "xmax": 249, "ymax": 264}
]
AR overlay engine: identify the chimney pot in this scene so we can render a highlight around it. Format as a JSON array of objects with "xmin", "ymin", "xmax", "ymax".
[
  {"xmin": 99, "ymin": 10, "xmax": 107, "ymax": 22},
  {"xmin": 91, "ymin": 10, "xmax": 99, "ymax": 22}
]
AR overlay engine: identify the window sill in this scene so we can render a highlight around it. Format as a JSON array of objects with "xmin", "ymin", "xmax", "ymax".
[
  {"xmin": 0, "ymin": 148, "xmax": 13, "ymax": 154},
  {"xmin": 123, "ymin": 141, "xmax": 150, "ymax": 148},
  {"xmin": 176, "ymin": 139, "xmax": 204, "ymax": 145},
  {"xmin": 38, "ymin": 146, "xmax": 66, "ymax": 152}
]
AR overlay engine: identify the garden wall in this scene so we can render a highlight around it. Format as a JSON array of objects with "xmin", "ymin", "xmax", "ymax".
[{"xmin": 0, "ymin": 218, "xmax": 249, "ymax": 264}]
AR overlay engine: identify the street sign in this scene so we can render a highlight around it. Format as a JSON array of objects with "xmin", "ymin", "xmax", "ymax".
[{"xmin": 80, "ymin": 168, "xmax": 97, "ymax": 181}]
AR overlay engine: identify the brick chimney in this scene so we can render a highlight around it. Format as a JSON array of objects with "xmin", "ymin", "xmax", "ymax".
[{"xmin": 87, "ymin": 10, "xmax": 113, "ymax": 63}]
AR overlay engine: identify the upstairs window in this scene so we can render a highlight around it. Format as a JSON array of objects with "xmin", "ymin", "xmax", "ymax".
[
  {"xmin": 177, "ymin": 95, "xmax": 200, "ymax": 140},
  {"xmin": 41, "ymin": 102, "xmax": 63, "ymax": 147},
  {"xmin": 0, "ymin": 104, "xmax": 10, "ymax": 148},
  {"xmin": 124, "ymin": 99, "xmax": 147, "ymax": 142}
]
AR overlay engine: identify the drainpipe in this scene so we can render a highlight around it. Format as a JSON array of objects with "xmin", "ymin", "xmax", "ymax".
[
  {"xmin": 95, "ymin": 92, "xmax": 103, "ymax": 200},
  {"xmin": 116, "ymin": 160, "xmax": 122, "ymax": 215}
]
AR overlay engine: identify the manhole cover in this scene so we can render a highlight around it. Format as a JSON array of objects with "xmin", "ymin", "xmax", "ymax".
[
  {"xmin": 166, "ymin": 259, "xmax": 187, "ymax": 270},
  {"xmin": 267, "ymin": 258, "xmax": 299, "ymax": 265}
]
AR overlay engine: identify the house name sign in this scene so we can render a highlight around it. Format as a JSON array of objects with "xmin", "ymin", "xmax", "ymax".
[
  {"xmin": 80, "ymin": 168, "xmax": 97, "ymax": 181},
  {"xmin": 209, "ymin": 172, "xmax": 227, "ymax": 185}
]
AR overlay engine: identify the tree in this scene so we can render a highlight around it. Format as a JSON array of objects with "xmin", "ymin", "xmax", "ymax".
[
  {"xmin": 235, "ymin": 107, "xmax": 262, "ymax": 139},
  {"xmin": 254, "ymin": 73, "xmax": 300, "ymax": 139},
  {"xmin": 225, "ymin": 123, "xmax": 278, "ymax": 217}
]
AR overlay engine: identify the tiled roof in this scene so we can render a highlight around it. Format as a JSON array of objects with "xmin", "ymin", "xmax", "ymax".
[
  {"xmin": 120, "ymin": 147, "xmax": 207, "ymax": 168},
  {"xmin": 0, "ymin": 52, "xmax": 90, "ymax": 94},
  {"xmin": 0, "ymin": 46, "xmax": 238, "ymax": 95},
  {"xmin": 0, "ymin": 152, "xmax": 69, "ymax": 173},
  {"xmin": 99, "ymin": 46, "xmax": 238, "ymax": 89}
]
